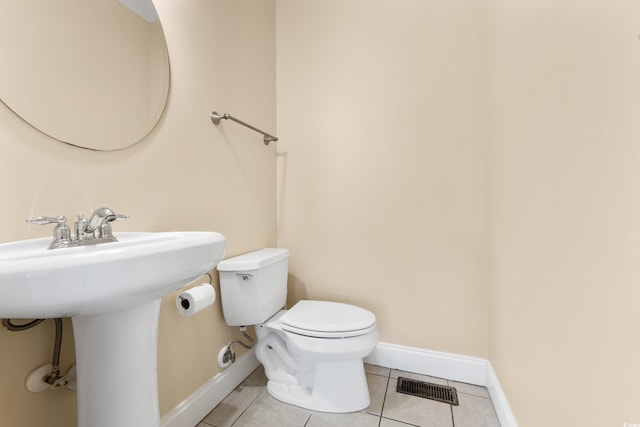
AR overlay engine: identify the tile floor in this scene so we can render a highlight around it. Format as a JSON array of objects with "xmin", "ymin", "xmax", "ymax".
[{"xmin": 197, "ymin": 364, "xmax": 500, "ymax": 427}]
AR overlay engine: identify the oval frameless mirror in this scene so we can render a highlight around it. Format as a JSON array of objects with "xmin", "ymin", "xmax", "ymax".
[{"xmin": 0, "ymin": 0, "xmax": 170, "ymax": 151}]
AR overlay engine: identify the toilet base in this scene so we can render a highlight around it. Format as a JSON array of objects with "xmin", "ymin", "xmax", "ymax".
[{"xmin": 265, "ymin": 359, "xmax": 370, "ymax": 413}]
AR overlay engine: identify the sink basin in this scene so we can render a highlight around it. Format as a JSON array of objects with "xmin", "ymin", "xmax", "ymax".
[
  {"xmin": 0, "ymin": 231, "xmax": 226, "ymax": 318},
  {"xmin": 0, "ymin": 231, "xmax": 226, "ymax": 427}
]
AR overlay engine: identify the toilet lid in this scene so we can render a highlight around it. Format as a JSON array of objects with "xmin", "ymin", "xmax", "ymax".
[{"xmin": 280, "ymin": 300, "xmax": 376, "ymax": 338}]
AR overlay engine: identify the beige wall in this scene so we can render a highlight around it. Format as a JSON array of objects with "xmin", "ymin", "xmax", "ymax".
[
  {"xmin": 488, "ymin": 0, "xmax": 640, "ymax": 425},
  {"xmin": 0, "ymin": 1, "xmax": 275, "ymax": 426},
  {"xmin": 276, "ymin": 0, "xmax": 489, "ymax": 357},
  {"xmin": 279, "ymin": 0, "xmax": 640, "ymax": 425}
]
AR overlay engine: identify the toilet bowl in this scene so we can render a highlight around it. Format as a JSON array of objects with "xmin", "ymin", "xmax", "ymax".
[{"xmin": 217, "ymin": 249, "xmax": 379, "ymax": 413}]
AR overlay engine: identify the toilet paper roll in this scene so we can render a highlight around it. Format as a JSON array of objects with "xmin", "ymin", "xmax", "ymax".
[{"xmin": 176, "ymin": 283, "xmax": 216, "ymax": 317}]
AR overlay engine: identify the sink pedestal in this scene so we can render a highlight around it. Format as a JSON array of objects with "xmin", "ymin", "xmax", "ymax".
[{"xmin": 72, "ymin": 299, "xmax": 162, "ymax": 427}]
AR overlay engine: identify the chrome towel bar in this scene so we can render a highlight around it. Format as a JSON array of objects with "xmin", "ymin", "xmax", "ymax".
[{"xmin": 210, "ymin": 111, "xmax": 278, "ymax": 145}]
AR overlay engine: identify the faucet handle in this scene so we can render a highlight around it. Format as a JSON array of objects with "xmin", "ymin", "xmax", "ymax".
[
  {"xmin": 26, "ymin": 216, "xmax": 71, "ymax": 247},
  {"xmin": 26, "ymin": 215, "xmax": 68, "ymax": 225}
]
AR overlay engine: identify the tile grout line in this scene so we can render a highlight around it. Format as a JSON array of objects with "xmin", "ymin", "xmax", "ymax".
[
  {"xmin": 380, "ymin": 416, "xmax": 421, "ymax": 427},
  {"xmin": 302, "ymin": 412, "xmax": 312, "ymax": 427},
  {"xmin": 376, "ymin": 369, "xmax": 391, "ymax": 427},
  {"xmin": 228, "ymin": 386, "xmax": 268, "ymax": 427},
  {"xmin": 450, "ymin": 403, "xmax": 456, "ymax": 427},
  {"xmin": 448, "ymin": 379, "xmax": 494, "ymax": 401},
  {"xmin": 447, "ymin": 379, "xmax": 457, "ymax": 426}
]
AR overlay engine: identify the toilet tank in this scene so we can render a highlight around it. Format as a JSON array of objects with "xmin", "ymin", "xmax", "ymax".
[{"xmin": 217, "ymin": 248, "xmax": 289, "ymax": 326}]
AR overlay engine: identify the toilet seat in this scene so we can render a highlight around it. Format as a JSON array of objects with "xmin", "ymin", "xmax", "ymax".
[{"xmin": 280, "ymin": 300, "xmax": 376, "ymax": 338}]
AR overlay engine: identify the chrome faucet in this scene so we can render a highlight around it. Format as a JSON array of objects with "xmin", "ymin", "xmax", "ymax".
[{"xmin": 27, "ymin": 207, "xmax": 128, "ymax": 249}]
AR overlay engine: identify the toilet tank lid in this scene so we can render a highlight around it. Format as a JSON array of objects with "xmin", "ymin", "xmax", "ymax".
[{"xmin": 217, "ymin": 248, "xmax": 289, "ymax": 271}]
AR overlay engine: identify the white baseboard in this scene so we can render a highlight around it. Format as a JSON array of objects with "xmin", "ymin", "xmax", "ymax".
[
  {"xmin": 365, "ymin": 342, "xmax": 518, "ymax": 427},
  {"xmin": 161, "ymin": 342, "xmax": 517, "ymax": 427},
  {"xmin": 485, "ymin": 362, "xmax": 519, "ymax": 427},
  {"xmin": 160, "ymin": 350, "xmax": 260, "ymax": 427},
  {"xmin": 365, "ymin": 342, "xmax": 488, "ymax": 385}
]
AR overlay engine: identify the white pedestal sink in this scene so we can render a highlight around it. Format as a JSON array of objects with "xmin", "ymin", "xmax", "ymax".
[{"xmin": 0, "ymin": 231, "xmax": 226, "ymax": 427}]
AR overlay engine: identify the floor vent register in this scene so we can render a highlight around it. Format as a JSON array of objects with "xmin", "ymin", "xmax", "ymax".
[{"xmin": 396, "ymin": 377, "xmax": 460, "ymax": 406}]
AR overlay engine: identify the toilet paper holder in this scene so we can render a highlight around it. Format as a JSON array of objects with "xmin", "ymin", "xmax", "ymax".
[
  {"xmin": 176, "ymin": 273, "xmax": 216, "ymax": 317},
  {"xmin": 177, "ymin": 272, "xmax": 213, "ymax": 310}
]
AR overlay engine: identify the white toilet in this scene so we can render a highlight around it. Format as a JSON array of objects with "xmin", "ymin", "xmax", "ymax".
[{"xmin": 217, "ymin": 248, "xmax": 379, "ymax": 413}]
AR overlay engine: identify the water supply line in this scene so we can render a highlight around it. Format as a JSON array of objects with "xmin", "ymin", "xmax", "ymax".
[
  {"xmin": 45, "ymin": 318, "xmax": 63, "ymax": 385},
  {"xmin": 2, "ymin": 318, "xmax": 67, "ymax": 387},
  {"xmin": 218, "ymin": 326, "xmax": 255, "ymax": 368},
  {"xmin": 2, "ymin": 318, "xmax": 45, "ymax": 331}
]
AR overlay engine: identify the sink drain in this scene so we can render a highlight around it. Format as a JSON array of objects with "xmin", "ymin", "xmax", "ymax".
[{"xmin": 396, "ymin": 377, "xmax": 459, "ymax": 406}]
